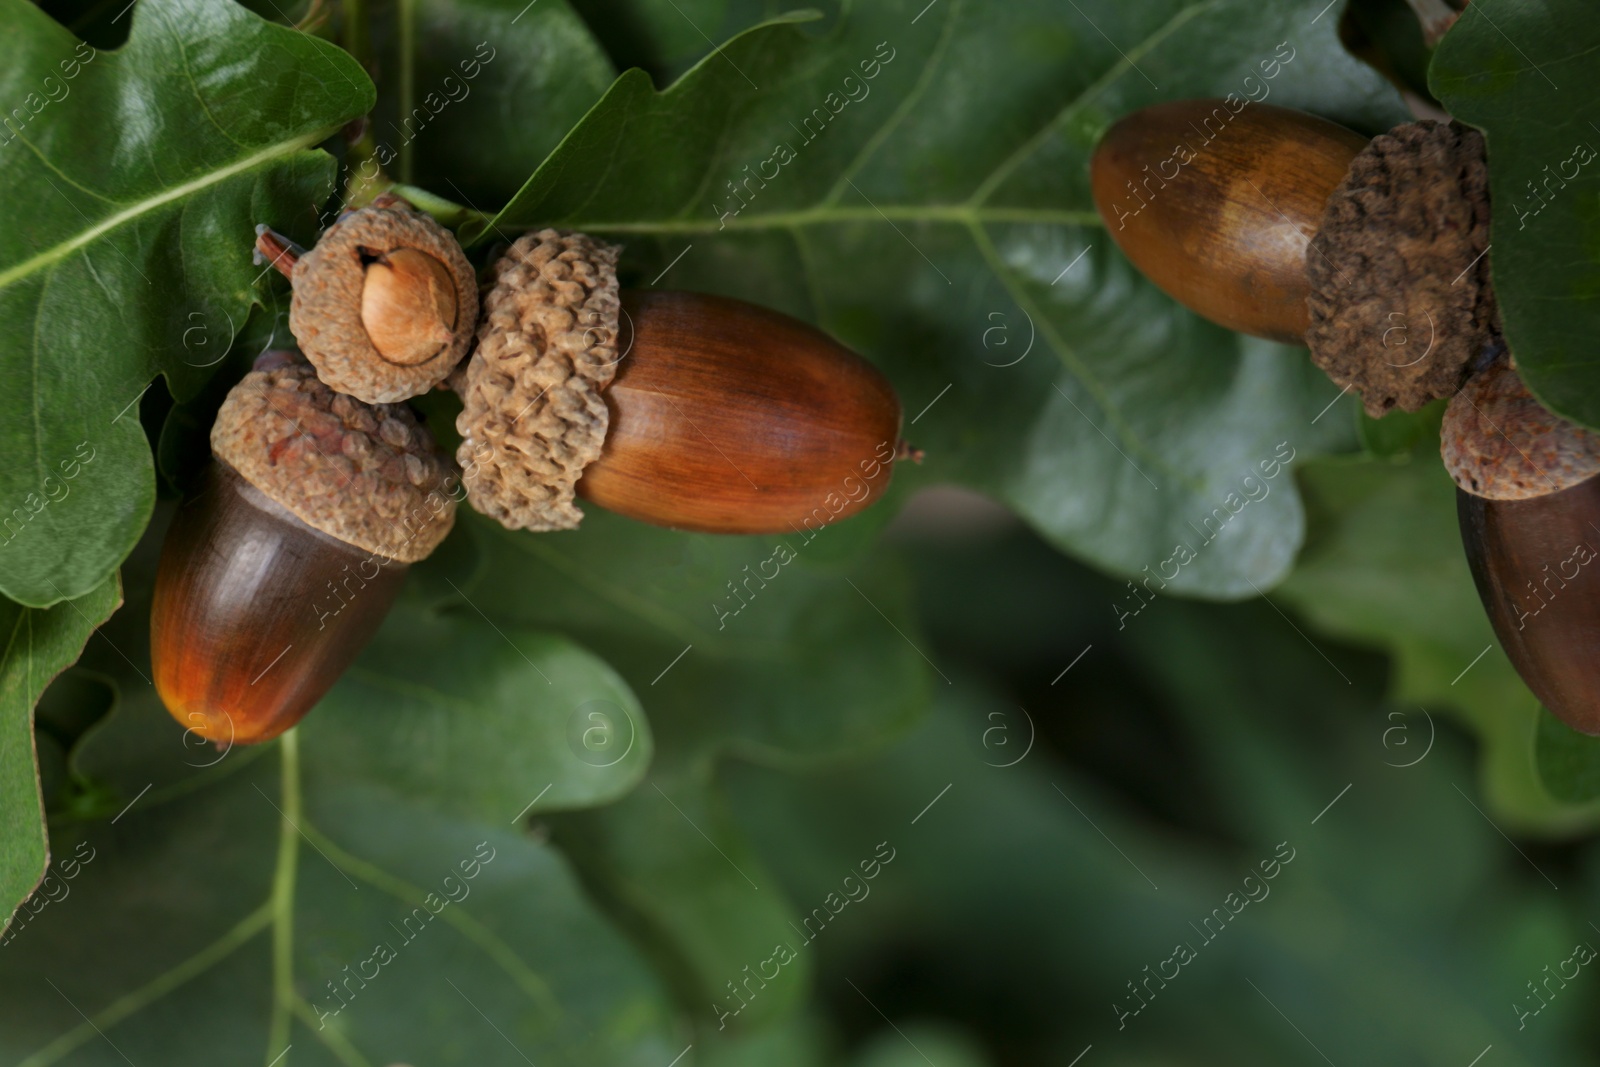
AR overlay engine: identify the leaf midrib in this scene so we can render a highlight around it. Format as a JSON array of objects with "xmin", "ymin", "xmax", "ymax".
[
  {"xmin": 560, "ymin": 203, "xmax": 1103, "ymax": 234},
  {"xmin": 0, "ymin": 131, "xmax": 340, "ymax": 291},
  {"xmin": 500, "ymin": 0, "xmax": 1222, "ymax": 239}
]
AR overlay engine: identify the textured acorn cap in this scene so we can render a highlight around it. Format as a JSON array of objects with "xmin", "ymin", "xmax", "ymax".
[
  {"xmin": 211, "ymin": 358, "xmax": 458, "ymax": 561},
  {"xmin": 1306, "ymin": 120, "xmax": 1498, "ymax": 416},
  {"xmin": 1442, "ymin": 360, "xmax": 1600, "ymax": 501},
  {"xmin": 289, "ymin": 198, "xmax": 479, "ymax": 404},
  {"xmin": 453, "ymin": 229, "xmax": 622, "ymax": 531}
]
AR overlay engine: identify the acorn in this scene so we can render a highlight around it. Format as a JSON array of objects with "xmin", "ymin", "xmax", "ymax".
[
  {"xmin": 1091, "ymin": 99, "xmax": 1365, "ymax": 345},
  {"xmin": 452, "ymin": 230, "xmax": 905, "ymax": 535},
  {"xmin": 151, "ymin": 353, "xmax": 457, "ymax": 745},
  {"xmin": 1442, "ymin": 360, "xmax": 1600, "ymax": 735},
  {"xmin": 266, "ymin": 194, "xmax": 479, "ymax": 404},
  {"xmin": 1090, "ymin": 99, "xmax": 1497, "ymax": 416}
]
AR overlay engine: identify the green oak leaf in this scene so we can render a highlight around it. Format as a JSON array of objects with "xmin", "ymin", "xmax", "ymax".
[
  {"xmin": 370, "ymin": 0, "xmax": 617, "ymax": 206},
  {"xmin": 454, "ymin": 510, "xmax": 931, "ymax": 769},
  {"xmin": 1432, "ymin": 0, "xmax": 1600, "ymax": 428},
  {"xmin": 456, "ymin": 0, "xmax": 1410, "ymax": 597},
  {"xmin": 0, "ymin": 0, "xmax": 371, "ymax": 607},
  {"xmin": 0, "ymin": 577, "xmax": 119, "ymax": 936},
  {"xmin": 0, "ymin": 737, "xmax": 685, "ymax": 1065},
  {"xmin": 553, "ymin": 770, "xmax": 811, "ymax": 1030},
  {"xmin": 565, "ymin": 0, "xmax": 833, "ymax": 84},
  {"xmin": 303, "ymin": 603, "xmax": 653, "ymax": 820},
  {"xmin": 451, "ymin": 509, "xmax": 931, "ymax": 1023},
  {"xmin": 846, "ymin": 1027, "xmax": 992, "ymax": 1067}
]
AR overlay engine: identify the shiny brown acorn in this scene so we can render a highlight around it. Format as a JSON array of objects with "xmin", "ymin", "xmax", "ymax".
[
  {"xmin": 1443, "ymin": 361, "xmax": 1600, "ymax": 735},
  {"xmin": 151, "ymin": 353, "xmax": 457, "ymax": 745},
  {"xmin": 453, "ymin": 230, "xmax": 908, "ymax": 535},
  {"xmin": 1090, "ymin": 99, "xmax": 1367, "ymax": 345},
  {"xmin": 578, "ymin": 290, "xmax": 903, "ymax": 532},
  {"xmin": 1090, "ymin": 100, "xmax": 1498, "ymax": 415}
]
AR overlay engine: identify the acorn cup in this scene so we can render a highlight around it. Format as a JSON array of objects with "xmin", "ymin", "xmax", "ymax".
[
  {"xmin": 452, "ymin": 230, "xmax": 907, "ymax": 536},
  {"xmin": 151, "ymin": 354, "xmax": 457, "ymax": 745},
  {"xmin": 262, "ymin": 194, "xmax": 480, "ymax": 404},
  {"xmin": 1442, "ymin": 361, "xmax": 1600, "ymax": 735},
  {"xmin": 1090, "ymin": 98, "xmax": 1498, "ymax": 417}
]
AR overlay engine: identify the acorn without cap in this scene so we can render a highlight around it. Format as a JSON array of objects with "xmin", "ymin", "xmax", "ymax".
[
  {"xmin": 151, "ymin": 353, "xmax": 458, "ymax": 745},
  {"xmin": 453, "ymin": 230, "xmax": 905, "ymax": 536},
  {"xmin": 1090, "ymin": 99, "xmax": 1497, "ymax": 416},
  {"xmin": 1442, "ymin": 360, "xmax": 1600, "ymax": 735}
]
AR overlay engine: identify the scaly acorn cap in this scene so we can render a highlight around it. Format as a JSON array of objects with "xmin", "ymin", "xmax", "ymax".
[
  {"xmin": 1306, "ymin": 120, "xmax": 1498, "ymax": 416},
  {"xmin": 453, "ymin": 229, "xmax": 622, "ymax": 531},
  {"xmin": 1441, "ymin": 360, "xmax": 1600, "ymax": 501},
  {"xmin": 211, "ymin": 357, "xmax": 458, "ymax": 561},
  {"xmin": 288, "ymin": 197, "xmax": 479, "ymax": 404}
]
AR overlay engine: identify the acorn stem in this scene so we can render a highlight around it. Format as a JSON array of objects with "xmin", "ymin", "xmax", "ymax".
[
  {"xmin": 895, "ymin": 440, "xmax": 925, "ymax": 464},
  {"xmin": 254, "ymin": 226, "xmax": 302, "ymax": 279}
]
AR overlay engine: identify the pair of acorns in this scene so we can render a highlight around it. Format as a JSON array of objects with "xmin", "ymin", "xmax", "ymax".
[
  {"xmin": 152, "ymin": 196, "xmax": 904, "ymax": 746},
  {"xmin": 1093, "ymin": 99, "xmax": 1600, "ymax": 735}
]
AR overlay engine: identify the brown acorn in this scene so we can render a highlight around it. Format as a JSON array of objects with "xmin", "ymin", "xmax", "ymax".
[
  {"xmin": 151, "ymin": 354, "xmax": 457, "ymax": 745},
  {"xmin": 1090, "ymin": 99, "xmax": 1366, "ymax": 345},
  {"xmin": 453, "ymin": 230, "xmax": 905, "ymax": 535},
  {"xmin": 1090, "ymin": 100, "xmax": 1497, "ymax": 416},
  {"xmin": 1443, "ymin": 361, "xmax": 1600, "ymax": 735}
]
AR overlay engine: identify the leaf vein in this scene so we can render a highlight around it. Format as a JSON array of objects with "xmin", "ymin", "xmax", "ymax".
[
  {"xmin": 300, "ymin": 821, "xmax": 562, "ymax": 1020},
  {"xmin": 0, "ymin": 131, "xmax": 340, "ymax": 292},
  {"xmin": 820, "ymin": 0, "xmax": 965, "ymax": 207},
  {"xmin": 966, "ymin": 220, "xmax": 1176, "ymax": 479},
  {"xmin": 15, "ymin": 902, "xmax": 273, "ymax": 1067},
  {"xmin": 967, "ymin": 0, "xmax": 1226, "ymax": 207}
]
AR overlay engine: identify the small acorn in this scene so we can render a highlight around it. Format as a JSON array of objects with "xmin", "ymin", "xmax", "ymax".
[
  {"xmin": 1090, "ymin": 99, "xmax": 1497, "ymax": 416},
  {"xmin": 265, "ymin": 194, "xmax": 479, "ymax": 404},
  {"xmin": 151, "ymin": 353, "xmax": 457, "ymax": 745},
  {"xmin": 1442, "ymin": 360, "xmax": 1600, "ymax": 735},
  {"xmin": 453, "ymin": 230, "xmax": 905, "ymax": 535}
]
